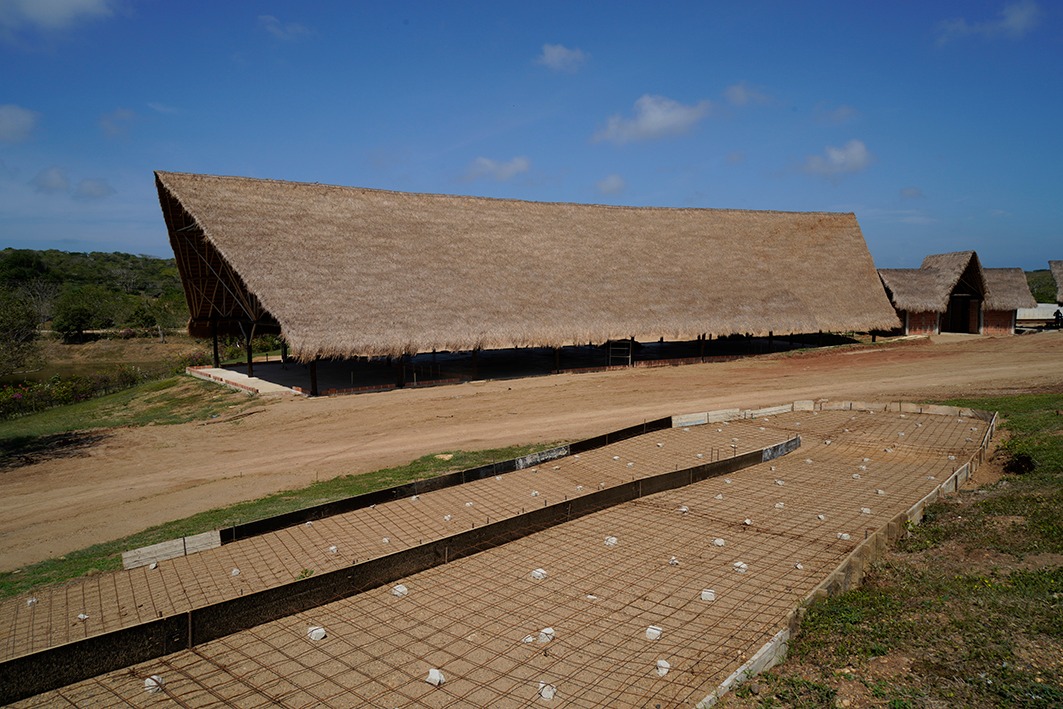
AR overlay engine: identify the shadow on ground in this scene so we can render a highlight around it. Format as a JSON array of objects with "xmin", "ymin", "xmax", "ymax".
[{"xmin": 0, "ymin": 432, "xmax": 111, "ymax": 471}]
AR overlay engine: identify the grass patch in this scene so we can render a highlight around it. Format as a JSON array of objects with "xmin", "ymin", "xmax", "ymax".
[
  {"xmin": 0, "ymin": 442, "xmax": 554, "ymax": 599},
  {"xmin": 723, "ymin": 393, "xmax": 1063, "ymax": 708},
  {"xmin": 0, "ymin": 376, "xmax": 252, "ymax": 468}
]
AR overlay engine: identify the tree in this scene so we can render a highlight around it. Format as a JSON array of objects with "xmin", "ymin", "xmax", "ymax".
[
  {"xmin": 17, "ymin": 278, "xmax": 59, "ymax": 324},
  {"xmin": 52, "ymin": 288, "xmax": 99, "ymax": 342},
  {"xmin": 0, "ymin": 289, "xmax": 42, "ymax": 377},
  {"xmin": 0, "ymin": 249, "xmax": 52, "ymax": 286}
]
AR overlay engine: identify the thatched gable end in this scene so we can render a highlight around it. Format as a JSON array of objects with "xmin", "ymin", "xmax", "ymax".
[
  {"xmin": 983, "ymin": 268, "xmax": 1036, "ymax": 311},
  {"xmin": 155, "ymin": 171, "xmax": 899, "ymax": 360},
  {"xmin": 880, "ymin": 251, "xmax": 990, "ymax": 314}
]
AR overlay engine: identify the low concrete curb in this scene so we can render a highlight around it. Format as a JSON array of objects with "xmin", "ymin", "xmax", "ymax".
[{"xmin": 695, "ymin": 401, "xmax": 996, "ymax": 707}]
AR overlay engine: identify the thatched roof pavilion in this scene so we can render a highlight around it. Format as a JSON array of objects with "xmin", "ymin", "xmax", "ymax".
[
  {"xmin": 156, "ymin": 171, "xmax": 899, "ymax": 361},
  {"xmin": 1051, "ymin": 261, "xmax": 1063, "ymax": 304}
]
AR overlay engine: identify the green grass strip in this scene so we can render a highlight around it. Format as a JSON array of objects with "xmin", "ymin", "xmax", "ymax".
[
  {"xmin": 0, "ymin": 442, "xmax": 553, "ymax": 599},
  {"xmin": 0, "ymin": 376, "xmax": 251, "ymax": 465}
]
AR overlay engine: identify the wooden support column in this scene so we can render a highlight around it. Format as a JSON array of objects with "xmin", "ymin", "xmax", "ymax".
[
  {"xmin": 554, "ymin": 347, "xmax": 560, "ymax": 373},
  {"xmin": 471, "ymin": 349, "xmax": 479, "ymax": 379},
  {"xmin": 699, "ymin": 334, "xmax": 705, "ymax": 361},
  {"xmin": 397, "ymin": 354, "xmax": 407, "ymax": 388},
  {"xmin": 768, "ymin": 330, "xmax": 774, "ymax": 351},
  {"xmin": 211, "ymin": 321, "xmax": 220, "ymax": 368},
  {"xmin": 280, "ymin": 341, "xmax": 289, "ymax": 363},
  {"xmin": 245, "ymin": 334, "xmax": 254, "ymax": 378},
  {"xmin": 309, "ymin": 359, "xmax": 319, "ymax": 397}
]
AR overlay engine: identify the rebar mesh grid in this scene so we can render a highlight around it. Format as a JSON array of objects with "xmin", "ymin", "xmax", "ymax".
[
  {"xmin": 9, "ymin": 408, "xmax": 987, "ymax": 707},
  {"xmin": 0, "ymin": 419, "xmax": 790, "ymax": 662}
]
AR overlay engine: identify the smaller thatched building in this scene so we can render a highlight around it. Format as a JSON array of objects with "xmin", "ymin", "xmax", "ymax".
[
  {"xmin": 1051, "ymin": 261, "xmax": 1063, "ymax": 305},
  {"xmin": 879, "ymin": 252, "xmax": 1034, "ymax": 336},
  {"xmin": 982, "ymin": 268, "xmax": 1036, "ymax": 335}
]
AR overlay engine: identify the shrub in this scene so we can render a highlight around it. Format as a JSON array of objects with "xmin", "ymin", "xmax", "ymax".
[
  {"xmin": 0, "ymin": 367, "xmax": 152, "ymax": 420},
  {"xmin": 170, "ymin": 349, "xmax": 212, "ymax": 372}
]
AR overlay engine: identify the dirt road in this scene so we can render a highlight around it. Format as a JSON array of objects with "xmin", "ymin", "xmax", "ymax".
[{"xmin": 2, "ymin": 332, "xmax": 1060, "ymax": 571}]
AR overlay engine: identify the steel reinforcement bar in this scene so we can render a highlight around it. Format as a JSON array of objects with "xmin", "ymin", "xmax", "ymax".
[{"xmin": 0, "ymin": 435, "xmax": 800, "ymax": 703}]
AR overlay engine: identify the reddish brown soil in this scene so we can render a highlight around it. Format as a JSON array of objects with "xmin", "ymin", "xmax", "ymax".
[{"xmin": 1, "ymin": 332, "xmax": 1060, "ymax": 571}]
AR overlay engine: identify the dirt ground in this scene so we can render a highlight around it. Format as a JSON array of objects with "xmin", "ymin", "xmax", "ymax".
[{"xmin": 1, "ymin": 332, "xmax": 1060, "ymax": 572}]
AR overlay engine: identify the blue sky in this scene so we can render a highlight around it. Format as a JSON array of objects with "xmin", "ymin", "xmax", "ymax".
[{"xmin": 1, "ymin": 0, "xmax": 1060, "ymax": 268}]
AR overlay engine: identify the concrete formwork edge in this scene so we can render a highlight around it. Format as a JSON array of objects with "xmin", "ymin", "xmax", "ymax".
[
  {"xmin": 696, "ymin": 407, "xmax": 996, "ymax": 707},
  {"xmin": 0, "ymin": 435, "xmax": 799, "ymax": 705}
]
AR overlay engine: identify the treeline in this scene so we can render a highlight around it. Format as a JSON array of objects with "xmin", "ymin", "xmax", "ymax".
[
  {"xmin": 1026, "ymin": 270, "xmax": 1057, "ymax": 303},
  {"xmin": 0, "ymin": 248, "xmax": 189, "ymax": 341},
  {"xmin": 0, "ymin": 248, "xmax": 192, "ymax": 379}
]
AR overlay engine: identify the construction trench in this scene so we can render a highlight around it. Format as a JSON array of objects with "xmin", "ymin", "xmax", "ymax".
[{"xmin": 1, "ymin": 400, "xmax": 994, "ymax": 707}]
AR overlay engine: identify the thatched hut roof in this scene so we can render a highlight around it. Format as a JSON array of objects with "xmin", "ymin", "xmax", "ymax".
[
  {"xmin": 879, "ymin": 251, "xmax": 987, "ymax": 313},
  {"xmin": 877, "ymin": 269, "xmax": 944, "ymax": 312},
  {"xmin": 1051, "ymin": 261, "xmax": 1063, "ymax": 304},
  {"xmin": 983, "ymin": 268, "xmax": 1036, "ymax": 311},
  {"xmin": 155, "ymin": 171, "xmax": 899, "ymax": 360}
]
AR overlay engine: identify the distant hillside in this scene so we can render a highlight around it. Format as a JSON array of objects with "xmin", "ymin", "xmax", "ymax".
[
  {"xmin": 0, "ymin": 248, "xmax": 189, "ymax": 336},
  {"xmin": 1026, "ymin": 269, "xmax": 1056, "ymax": 303}
]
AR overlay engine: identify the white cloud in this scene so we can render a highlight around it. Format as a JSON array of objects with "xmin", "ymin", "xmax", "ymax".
[
  {"xmin": 0, "ymin": 104, "xmax": 38, "ymax": 142},
  {"xmin": 74, "ymin": 178, "xmax": 115, "ymax": 199},
  {"xmin": 596, "ymin": 174, "xmax": 625, "ymax": 195},
  {"xmin": 30, "ymin": 166, "xmax": 69, "ymax": 193},
  {"xmin": 0, "ymin": 0, "xmax": 113, "ymax": 32},
  {"xmin": 465, "ymin": 156, "xmax": 530, "ymax": 181},
  {"xmin": 803, "ymin": 139, "xmax": 873, "ymax": 177},
  {"xmin": 536, "ymin": 43, "xmax": 587, "ymax": 72},
  {"xmin": 593, "ymin": 94, "xmax": 711, "ymax": 144},
  {"xmin": 725, "ymin": 82, "xmax": 770, "ymax": 106},
  {"xmin": 815, "ymin": 103, "xmax": 858, "ymax": 124},
  {"xmin": 147, "ymin": 102, "xmax": 178, "ymax": 114},
  {"xmin": 258, "ymin": 15, "xmax": 312, "ymax": 41},
  {"xmin": 938, "ymin": 1, "xmax": 1041, "ymax": 44},
  {"xmin": 100, "ymin": 107, "xmax": 134, "ymax": 137},
  {"xmin": 900, "ymin": 186, "xmax": 924, "ymax": 199}
]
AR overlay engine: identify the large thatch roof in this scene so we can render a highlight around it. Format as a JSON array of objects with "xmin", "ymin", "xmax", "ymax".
[
  {"xmin": 156, "ymin": 171, "xmax": 899, "ymax": 360},
  {"xmin": 1051, "ymin": 261, "xmax": 1063, "ymax": 304},
  {"xmin": 879, "ymin": 251, "xmax": 987, "ymax": 313},
  {"xmin": 983, "ymin": 268, "xmax": 1036, "ymax": 311}
]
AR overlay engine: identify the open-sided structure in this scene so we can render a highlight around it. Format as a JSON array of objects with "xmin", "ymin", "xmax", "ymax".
[
  {"xmin": 156, "ymin": 171, "xmax": 898, "ymax": 370},
  {"xmin": 879, "ymin": 251, "xmax": 1033, "ymax": 336}
]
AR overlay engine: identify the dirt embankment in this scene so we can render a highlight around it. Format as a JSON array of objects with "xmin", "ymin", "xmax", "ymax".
[{"xmin": 1, "ymin": 332, "xmax": 1060, "ymax": 571}]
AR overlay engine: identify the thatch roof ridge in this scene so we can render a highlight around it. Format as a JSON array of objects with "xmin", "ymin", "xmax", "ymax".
[
  {"xmin": 920, "ymin": 250, "xmax": 976, "ymax": 271},
  {"xmin": 156, "ymin": 171, "xmax": 900, "ymax": 360},
  {"xmin": 983, "ymin": 268, "xmax": 1036, "ymax": 310},
  {"xmin": 154, "ymin": 170, "xmax": 854, "ymax": 219},
  {"xmin": 1050, "ymin": 261, "xmax": 1063, "ymax": 304}
]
